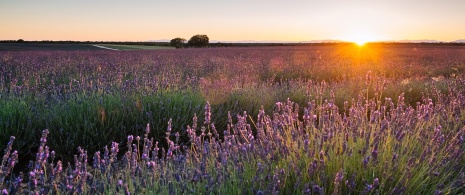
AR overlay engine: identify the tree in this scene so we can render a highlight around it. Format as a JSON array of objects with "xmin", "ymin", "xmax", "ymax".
[
  {"xmin": 17, "ymin": 39, "xmax": 24, "ymax": 43},
  {"xmin": 188, "ymin": 34, "xmax": 209, "ymax": 48},
  {"xmin": 170, "ymin": 37, "xmax": 186, "ymax": 48}
]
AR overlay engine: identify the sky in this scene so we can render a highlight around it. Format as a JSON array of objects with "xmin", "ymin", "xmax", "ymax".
[{"xmin": 1, "ymin": 0, "xmax": 465, "ymax": 42}]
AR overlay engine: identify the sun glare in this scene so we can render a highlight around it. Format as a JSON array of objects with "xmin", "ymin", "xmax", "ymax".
[
  {"xmin": 342, "ymin": 31, "xmax": 381, "ymax": 46},
  {"xmin": 354, "ymin": 40, "xmax": 367, "ymax": 46}
]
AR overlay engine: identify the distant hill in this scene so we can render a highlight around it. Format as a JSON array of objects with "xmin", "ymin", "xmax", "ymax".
[
  {"xmin": 147, "ymin": 39, "xmax": 171, "ymax": 42},
  {"xmin": 209, "ymin": 40, "xmax": 344, "ymax": 43},
  {"xmin": 299, "ymin": 40, "xmax": 343, "ymax": 43},
  {"xmin": 146, "ymin": 39, "xmax": 346, "ymax": 44},
  {"xmin": 395, "ymin": 39, "xmax": 442, "ymax": 43},
  {"xmin": 147, "ymin": 39, "xmax": 464, "ymax": 44},
  {"xmin": 210, "ymin": 40, "xmax": 299, "ymax": 43}
]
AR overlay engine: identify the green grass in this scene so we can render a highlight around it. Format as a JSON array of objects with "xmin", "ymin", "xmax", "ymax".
[
  {"xmin": 101, "ymin": 44, "xmax": 175, "ymax": 50},
  {"xmin": 0, "ymin": 89, "xmax": 206, "ymax": 163}
]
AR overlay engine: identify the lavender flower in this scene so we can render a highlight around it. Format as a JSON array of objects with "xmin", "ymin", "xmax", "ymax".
[{"xmin": 204, "ymin": 101, "xmax": 211, "ymax": 125}]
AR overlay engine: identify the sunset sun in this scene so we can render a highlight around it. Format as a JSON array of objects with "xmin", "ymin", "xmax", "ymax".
[
  {"xmin": 342, "ymin": 31, "xmax": 381, "ymax": 46},
  {"xmin": 353, "ymin": 38, "xmax": 369, "ymax": 46}
]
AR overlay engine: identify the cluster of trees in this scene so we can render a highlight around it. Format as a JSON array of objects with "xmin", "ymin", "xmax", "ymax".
[{"xmin": 170, "ymin": 34, "xmax": 209, "ymax": 48}]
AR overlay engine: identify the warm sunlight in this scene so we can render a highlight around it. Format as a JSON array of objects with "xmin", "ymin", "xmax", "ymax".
[
  {"xmin": 354, "ymin": 39, "xmax": 368, "ymax": 46},
  {"xmin": 342, "ymin": 31, "xmax": 382, "ymax": 46}
]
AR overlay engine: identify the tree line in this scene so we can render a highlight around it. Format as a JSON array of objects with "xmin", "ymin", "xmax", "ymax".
[{"xmin": 170, "ymin": 34, "xmax": 209, "ymax": 48}]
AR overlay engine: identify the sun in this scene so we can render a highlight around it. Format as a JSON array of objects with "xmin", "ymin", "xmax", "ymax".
[
  {"xmin": 354, "ymin": 39, "xmax": 368, "ymax": 46},
  {"xmin": 341, "ymin": 31, "xmax": 381, "ymax": 46}
]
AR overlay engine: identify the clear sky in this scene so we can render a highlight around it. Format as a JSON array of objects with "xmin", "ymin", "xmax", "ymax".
[{"xmin": 1, "ymin": 0, "xmax": 465, "ymax": 42}]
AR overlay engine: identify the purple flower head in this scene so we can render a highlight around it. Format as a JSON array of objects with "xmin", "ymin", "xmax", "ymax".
[
  {"xmin": 373, "ymin": 178, "xmax": 379, "ymax": 187},
  {"xmin": 204, "ymin": 101, "xmax": 211, "ymax": 125},
  {"xmin": 363, "ymin": 156, "xmax": 370, "ymax": 168},
  {"xmin": 8, "ymin": 136, "xmax": 15, "ymax": 143},
  {"xmin": 145, "ymin": 123, "xmax": 150, "ymax": 135},
  {"xmin": 434, "ymin": 190, "xmax": 443, "ymax": 195},
  {"xmin": 372, "ymin": 149, "xmax": 378, "ymax": 160},
  {"xmin": 312, "ymin": 185, "xmax": 321, "ymax": 193},
  {"xmin": 366, "ymin": 71, "xmax": 372, "ymax": 85},
  {"xmin": 335, "ymin": 170, "xmax": 344, "ymax": 183},
  {"xmin": 365, "ymin": 184, "xmax": 373, "ymax": 191}
]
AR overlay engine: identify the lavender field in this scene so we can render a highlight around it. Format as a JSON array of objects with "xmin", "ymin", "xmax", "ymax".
[{"xmin": 1, "ymin": 44, "xmax": 465, "ymax": 194}]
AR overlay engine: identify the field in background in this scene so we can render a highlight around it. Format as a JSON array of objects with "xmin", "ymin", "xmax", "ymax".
[
  {"xmin": 0, "ymin": 44, "xmax": 464, "ymax": 194},
  {"xmin": 1, "ymin": 43, "xmax": 464, "ymax": 161},
  {"xmin": 0, "ymin": 43, "xmax": 104, "ymax": 51},
  {"xmin": 0, "ymin": 43, "xmax": 175, "ymax": 51},
  {"xmin": 100, "ymin": 44, "xmax": 175, "ymax": 50}
]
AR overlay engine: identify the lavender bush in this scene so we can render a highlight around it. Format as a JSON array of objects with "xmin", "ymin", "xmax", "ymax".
[
  {"xmin": 1, "ymin": 45, "xmax": 465, "ymax": 194},
  {"xmin": 1, "ymin": 78, "xmax": 465, "ymax": 193}
]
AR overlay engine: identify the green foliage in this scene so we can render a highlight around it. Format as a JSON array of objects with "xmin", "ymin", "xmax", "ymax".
[
  {"xmin": 1, "ymin": 45, "xmax": 465, "ymax": 194},
  {"xmin": 0, "ymin": 90, "xmax": 205, "ymax": 163},
  {"xmin": 188, "ymin": 34, "xmax": 209, "ymax": 48},
  {"xmin": 169, "ymin": 37, "xmax": 186, "ymax": 48},
  {"xmin": 101, "ymin": 44, "xmax": 175, "ymax": 50}
]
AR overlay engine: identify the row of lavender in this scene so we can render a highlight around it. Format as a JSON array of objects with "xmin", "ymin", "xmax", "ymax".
[
  {"xmin": 2, "ymin": 46, "xmax": 465, "ymax": 95},
  {"xmin": 1, "ymin": 45, "xmax": 465, "ymax": 193},
  {"xmin": 1, "ymin": 79, "xmax": 464, "ymax": 194},
  {"xmin": 1, "ymin": 46, "xmax": 464, "ymax": 161}
]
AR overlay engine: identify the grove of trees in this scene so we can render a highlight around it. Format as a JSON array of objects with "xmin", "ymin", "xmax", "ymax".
[
  {"xmin": 169, "ymin": 37, "xmax": 186, "ymax": 48},
  {"xmin": 188, "ymin": 34, "xmax": 209, "ymax": 47},
  {"xmin": 170, "ymin": 34, "xmax": 209, "ymax": 48}
]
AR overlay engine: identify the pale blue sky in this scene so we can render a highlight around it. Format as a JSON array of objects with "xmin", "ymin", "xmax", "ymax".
[{"xmin": 1, "ymin": 0, "xmax": 464, "ymax": 42}]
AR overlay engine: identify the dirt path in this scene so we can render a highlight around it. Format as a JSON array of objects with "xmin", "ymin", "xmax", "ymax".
[{"xmin": 92, "ymin": 45, "xmax": 120, "ymax": 51}]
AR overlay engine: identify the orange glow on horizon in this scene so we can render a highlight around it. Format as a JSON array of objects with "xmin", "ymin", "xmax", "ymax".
[
  {"xmin": 1, "ymin": 1, "xmax": 464, "ymax": 42},
  {"xmin": 355, "ymin": 41, "xmax": 367, "ymax": 46},
  {"xmin": 340, "ymin": 30, "xmax": 384, "ymax": 46}
]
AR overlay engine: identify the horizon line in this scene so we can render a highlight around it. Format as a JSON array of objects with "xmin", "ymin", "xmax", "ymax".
[{"xmin": 2, "ymin": 39, "xmax": 465, "ymax": 44}]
